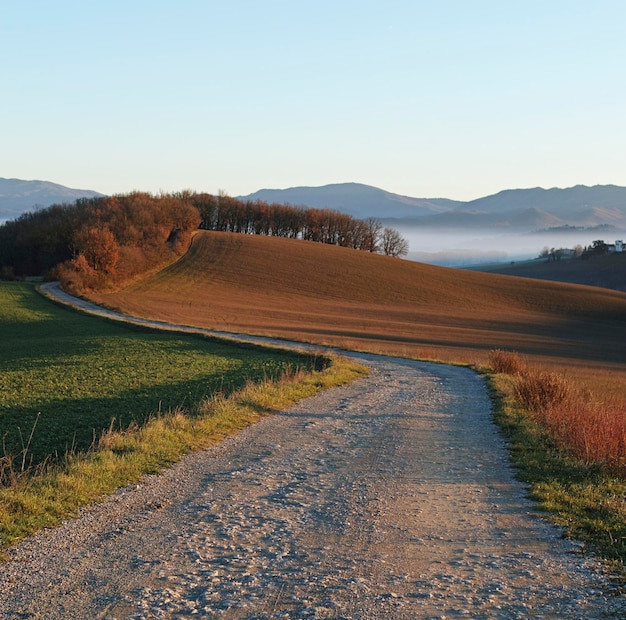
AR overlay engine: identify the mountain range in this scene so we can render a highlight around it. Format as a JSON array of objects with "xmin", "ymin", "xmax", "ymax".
[
  {"xmin": 239, "ymin": 182, "xmax": 626, "ymax": 232},
  {"xmin": 240, "ymin": 183, "xmax": 460, "ymax": 219},
  {"xmin": 4, "ymin": 177, "xmax": 626, "ymax": 233},
  {"xmin": 4, "ymin": 178, "xmax": 626, "ymax": 265},
  {"xmin": 0, "ymin": 178, "xmax": 104, "ymax": 222}
]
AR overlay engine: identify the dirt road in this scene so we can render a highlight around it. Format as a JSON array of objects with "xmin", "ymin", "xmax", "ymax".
[{"xmin": 0, "ymin": 285, "xmax": 623, "ymax": 618}]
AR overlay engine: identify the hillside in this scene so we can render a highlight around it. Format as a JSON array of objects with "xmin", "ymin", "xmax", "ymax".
[
  {"xmin": 475, "ymin": 252, "xmax": 626, "ymax": 292},
  {"xmin": 0, "ymin": 178, "xmax": 104, "ymax": 222},
  {"xmin": 90, "ymin": 231, "xmax": 626, "ymax": 391},
  {"xmin": 462, "ymin": 184, "xmax": 626, "ymax": 218}
]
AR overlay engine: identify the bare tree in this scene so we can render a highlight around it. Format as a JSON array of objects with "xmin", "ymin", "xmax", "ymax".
[
  {"xmin": 362, "ymin": 217, "xmax": 382, "ymax": 252},
  {"xmin": 381, "ymin": 227, "xmax": 409, "ymax": 257}
]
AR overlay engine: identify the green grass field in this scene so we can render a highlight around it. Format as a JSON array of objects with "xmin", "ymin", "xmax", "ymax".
[
  {"xmin": 0, "ymin": 282, "xmax": 317, "ymax": 469},
  {"xmin": 0, "ymin": 282, "xmax": 366, "ymax": 550}
]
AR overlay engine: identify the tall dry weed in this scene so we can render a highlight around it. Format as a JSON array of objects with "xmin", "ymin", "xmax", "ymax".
[
  {"xmin": 488, "ymin": 349, "xmax": 525, "ymax": 375},
  {"xmin": 509, "ymin": 365, "xmax": 626, "ymax": 476},
  {"xmin": 0, "ymin": 455, "xmax": 18, "ymax": 488},
  {"xmin": 546, "ymin": 396, "xmax": 626, "ymax": 475},
  {"xmin": 514, "ymin": 370, "xmax": 572, "ymax": 414}
]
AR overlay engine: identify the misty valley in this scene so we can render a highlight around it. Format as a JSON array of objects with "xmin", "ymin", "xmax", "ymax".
[{"xmin": 398, "ymin": 225, "xmax": 626, "ymax": 266}]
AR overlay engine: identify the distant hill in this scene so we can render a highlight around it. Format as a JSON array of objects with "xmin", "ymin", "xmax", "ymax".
[
  {"xmin": 239, "ymin": 183, "xmax": 461, "ymax": 219},
  {"xmin": 0, "ymin": 178, "xmax": 104, "ymax": 222},
  {"xmin": 6, "ymin": 178, "xmax": 626, "ymax": 233},
  {"xmin": 461, "ymin": 184, "xmax": 626, "ymax": 217},
  {"xmin": 240, "ymin": 182, "xmax": 626, "ymax": 232},
  {"xmin": 439, "ymin": 184, "xmax": 626, "ymax": 230},
  {"xmin": 475, "ymin": 252, "xmax": 626, "ymax": 292}
]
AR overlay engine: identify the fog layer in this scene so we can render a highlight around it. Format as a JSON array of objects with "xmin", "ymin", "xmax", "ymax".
[{"xmin": 397, "ymin": 226, "xmax": 626, "ymax": 267}]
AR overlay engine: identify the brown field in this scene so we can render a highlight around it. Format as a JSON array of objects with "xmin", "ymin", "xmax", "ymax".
[{"xmin": 91, "ymin": 231, "xmax": 626, "ymax": 400}]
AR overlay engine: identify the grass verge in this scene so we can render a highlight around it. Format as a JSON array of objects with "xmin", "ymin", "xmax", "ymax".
[
  {"xmin": 486, "ymin": 357, "xmax": 626, "ymax": 575},
  {"xmin": 0, "ymin": 354, "xmax": 368, "ymax": 554}
]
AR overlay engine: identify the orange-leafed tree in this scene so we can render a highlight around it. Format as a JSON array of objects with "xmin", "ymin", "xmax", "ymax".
[{"xmin": 72, "ymin": 226, "xmax": 120, "ymax": 274}]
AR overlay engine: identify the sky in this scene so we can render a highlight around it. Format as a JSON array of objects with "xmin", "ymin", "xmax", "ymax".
[{"xmin": 2, "ymin": 1, "xmax": 626, "ymax": 201}]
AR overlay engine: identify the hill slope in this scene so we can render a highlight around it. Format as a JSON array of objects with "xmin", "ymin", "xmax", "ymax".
[
  {"xmin": 476, "ymin": 253, "xmax": 626, "ymax": 292},
  {"xmin": 462, "ymin": 184, "xmax": 626, "ymax": 217},
  {"xmin": 239, "ymin": 183, "xmax": 461, "ymax": 219},
  {"xmin": 91, "ymin": 232, "xmax": 626, "ymax": 379},
  {"xmin": 0, "ymin": 178, "xmax": 104, "ymax": 222}
]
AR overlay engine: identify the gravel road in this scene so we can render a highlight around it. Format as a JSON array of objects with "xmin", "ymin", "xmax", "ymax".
[{"xmin": 0, "ymin": 285, "xmax": 623, "ymax": 618}]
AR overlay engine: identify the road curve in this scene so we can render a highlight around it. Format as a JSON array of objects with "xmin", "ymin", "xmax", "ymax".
[{"xmin": 0, "ymin": 283, "xmax": 623, "ymax": 618}]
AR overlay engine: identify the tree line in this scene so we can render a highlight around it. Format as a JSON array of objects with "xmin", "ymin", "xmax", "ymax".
[
  {"xmin": 0, "ymin": 191, "xmax": 408, "ymax": 293},
  {"xmin": 191, "ymin": 192, "xmax": 408, "ymax": 255}
]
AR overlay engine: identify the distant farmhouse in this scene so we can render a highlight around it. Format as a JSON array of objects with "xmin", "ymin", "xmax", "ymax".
[
  {"xmin": 559, "ymin": 248, "xmax": 578, "ymax": 258},
  {"xmin": 542, "ymin": 239, "xmax": 624, "ymax": 261}
]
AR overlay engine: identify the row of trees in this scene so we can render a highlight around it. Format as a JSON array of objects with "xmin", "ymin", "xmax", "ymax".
[
  {"xmin": 183, "ymin": 191, "xmax": 408, "ymax": 256},
  {"xmin": 0, "ymin": 191, "xmax": 409, "ymax": 292}
]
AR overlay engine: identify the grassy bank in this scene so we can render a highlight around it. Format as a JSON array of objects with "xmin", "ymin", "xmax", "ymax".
[{"xmin": 0, "ymin": 282, "xmax": 368, "ymax": 551}]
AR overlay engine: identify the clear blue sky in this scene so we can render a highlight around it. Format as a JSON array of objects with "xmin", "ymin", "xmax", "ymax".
[{"xmin": 2, "ymin": 1, "xmax": 625, "ymax": 200}]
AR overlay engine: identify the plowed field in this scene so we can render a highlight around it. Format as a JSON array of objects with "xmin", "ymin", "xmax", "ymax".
[{"xmin": 91, "ymin": 231, "xmax": 626, "ymax": 397}]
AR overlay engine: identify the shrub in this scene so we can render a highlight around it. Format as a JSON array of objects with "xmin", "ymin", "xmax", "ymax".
[
  {"xmin": 488, "ymin": 349, "xmax": 525, "ymax": 375},
  {"xmin": 514, "ymin": 369, "xmax": 572, "ymax": 414}
]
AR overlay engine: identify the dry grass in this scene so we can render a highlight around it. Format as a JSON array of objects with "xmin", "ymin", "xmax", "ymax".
[
  {"xmin": 489, "ymin": 369, "xmax": 626, "ymax": 566},
  {"xmin": 550, "ymin": 396, "xmax": 626, "ymax": 474},
  {"xmin": 523, "ymin": 374, "xmax": 626, "ymax": 475},
  {"xmin": 514, "ymin": 370, "xmax": 573, "ymax": 414},
  {"xmin": 490, "ymin": 356, "xmax": 626, "ymax": 476},
  {"xmin": 487, "ymin": 349, "xmax": 526, "ymax": 375}
]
